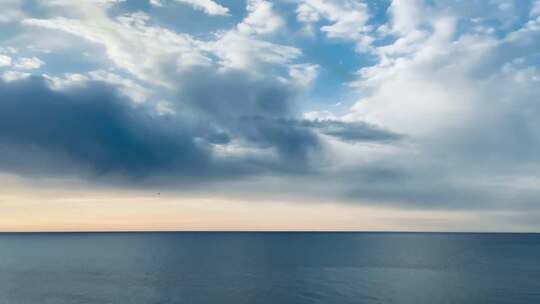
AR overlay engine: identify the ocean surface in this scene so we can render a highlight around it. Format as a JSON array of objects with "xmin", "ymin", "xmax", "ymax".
[{"xmin": 0, "ymin": 232, "xmax": 539, "ymax": 304}]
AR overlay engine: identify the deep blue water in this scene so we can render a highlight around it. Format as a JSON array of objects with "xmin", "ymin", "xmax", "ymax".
[{"xmin": 0, "ymin": 232, "xmax": 539, "ymax": 303}]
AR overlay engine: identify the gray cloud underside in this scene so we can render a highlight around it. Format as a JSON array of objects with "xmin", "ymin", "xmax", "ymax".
[
  {"xmin": 0, "ymin": 77, "xmax": 213, "ymax": 180},
  {"xmin": 0, "ymin": 75, "xmax": 399, "ymax": 183}
]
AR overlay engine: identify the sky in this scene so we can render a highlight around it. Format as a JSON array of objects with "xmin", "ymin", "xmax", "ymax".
[{"xmin": 1, "ymin": 0, "xmax": 540, "ymax": 232}]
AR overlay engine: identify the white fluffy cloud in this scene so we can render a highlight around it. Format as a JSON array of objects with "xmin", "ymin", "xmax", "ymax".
[
  {"xmin": 44, "ymin": 70, "xmax": 150, "ymax": 103},
  {"xmin": 347, "ymin": 17, "xmax": 466, "ymax": 135},
  {"xmin": 199, "ymin": 1, "xmax": 308, "ymax": 79},
  {"xmin": 237, "ymin": 0, "xmax": 285, "ymax": 35},
  {"xmin": 0, "ymin": 55, "xmax": 12, "ymax": 67},
  {"xmin": 23, "ymin": 1, "xmax": 306, "ymax": 86},
  {"xmin": 332, "ymin": 0, "xmax": 540, "ymax": 210},
  {"xmin": 296, "ymin": 0, "xmax": 372, "ymax": 50},
  {"xmin": 346, "ymin": 2, "xmax": 540, "ymax": 138},
  {"xmin": 532, "ymin": 0, "xmax": 540, "ymax": 18},
  {"xmin": 387, "ymin": 0, "xmax": 423, "ymax": 35},
  {"xmin": 24, "ymin": 12, "xmax": 211, "ymax": 84},
  {"xmin": 203, "ymin": 31, "xmax": 301, "ymax": 71},
  {"xmin": 172, "ymin": 0, "xmax": 229, "ymax": 16},
  {"xmin": 288, "ymin": 63, "xmax": 319, "ymax": 88}
]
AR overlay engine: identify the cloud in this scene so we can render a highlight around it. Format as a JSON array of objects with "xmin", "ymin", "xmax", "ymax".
[
  {"xmin": 0, "ymin": 0, "xmax": 25, "ymax": 23},
  {"xmin": 200, "ymin": 0, "xmax": 302, "ymax": 73},
  {"xmin": 233, "ymin": 117, "xmax": 402, "ymax": 161},
  {"xmin": 296, "ymin": 0, "xmax": 372, "ymax": 50},
  {"xmin": 23, "ymin": 4, "xmax": 303, "ymax": 85},
  {"xmin": 0, "ymin": 76, "xmax": 212, "ymax": 179},
  {"xmin": 1, "ymin": 71, "xmax": 31, "ymax": 82},
  {"xmin": 149, "ymin": 0, "xmax": 164, "ymax": 7},
  {"xmin": 23, "ymin": 12, "xmax": 211, "ymax": 85},
  {"xmin": 288, "ymin": 63, "xmax": 319, "ymax": 88},
  {"xmin": 203, "ymin": 31, "xmax": 301, "ymax": 71},
  {"xmin": 14, "ymin": 2, "xmax": 329, "ymax": 178},
  {"xmin": 13, "ymin": 57, "xmax": 45, "ymax": 70},
  {"xmin": 171, "ymin": 67, "xmax": 322, "ymax": 166},
  {"xmin": 0, "ymin": 68, "xmax": 329, "ymax": 180},
  {"xmin": 7, "ymin": 0, "xmax": 540, "ymax": 219},
  {"xmin": 387, "ymin": 0, "xmax": 423, "ymax": 35},
  {"xmin": 44, "ymin": 0, "xmax": 126, "ymax": 5},
  {"xmin": 0, "ymin": 68, "xmax": 399, "ymax": 186},
  {"xmin": 532, "ymin": 0, "xmax": 540, "ymax": 18},
  {"xmin": 172, "ymin": 0, "xmax": 229, "ymax": 16},
  {"xmin": 0, "ymin": 55, "xmax": 12, "ymax": 67},
  {"xmin": 301, "ymin": 119, "xmax": 403, "ymax": 143},
  {"xmin": 237, "ymin": 0, "xmax": 285, "ymax": 35},
  {"xmin": 335, "ymin": 0, "xmax": 540, "ymax": 210},
  {"xmin": 44, "ymin": 70, "xmax": 150, "ymax": 103}
]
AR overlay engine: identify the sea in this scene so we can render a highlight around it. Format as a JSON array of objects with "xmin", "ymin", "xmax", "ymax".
[{"xmin": 0, "ymin": 232, "xmax": 539, "ymax": 303}]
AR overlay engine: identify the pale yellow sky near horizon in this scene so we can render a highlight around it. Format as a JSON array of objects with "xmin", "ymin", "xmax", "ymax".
[{"xmin": 1, "ymin": 174, "xmax": 536, "ymax": 232}]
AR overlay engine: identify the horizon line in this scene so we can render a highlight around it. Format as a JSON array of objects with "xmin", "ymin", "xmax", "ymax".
[{"xmin": 1, "ymin": 230, "xmax": 539, "ymax": 234}]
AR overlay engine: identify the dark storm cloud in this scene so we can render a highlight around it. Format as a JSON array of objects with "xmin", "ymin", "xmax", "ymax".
[
  {"xmin": 176, "ymin": 68, "xmax": 295, "ymax": 119},
  {"xmin": 0, "ymin": 74, "xmax": 403, "ymax": 186},
  {"xmin": 237, "ymin": 116, "xmax": 320, "ymax": 168},
  {"xmin": 296, "ymin": 119, "xmax": 403, "ymax": 143},
  {"xmin": 0, "ymin": 77, "xmax": 211, "ymax": 179},
  {"xmin": 173, "ymin": 67, "xmax": 402, "ymax": 161},
  {"xmin": 0, "ymin": 75, "xmax": 324, "ymax": 179},
  {"xmin": 170, "ymin": 68, "xmax": 401, "ymax": 169},
  {"xmin": 172, "ymin": 68, "xmax": 320, "ymax": 164},
  {"xmin": 235, "ymin": 116, "xmax": 402, "ymax": 157},
  {"xmin": 0, "ymin": 76, "xmax": 317, "ymax": 179}
]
